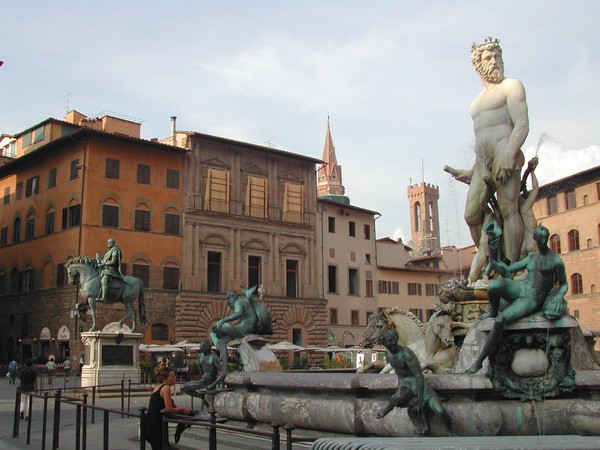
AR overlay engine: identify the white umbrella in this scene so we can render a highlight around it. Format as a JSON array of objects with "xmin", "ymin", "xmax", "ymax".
[{"xmin": 267, "ymin": 341, "xmax": 306, "ymax": 351}]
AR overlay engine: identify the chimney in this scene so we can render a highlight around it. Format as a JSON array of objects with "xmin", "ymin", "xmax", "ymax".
[{"xmin": 170, "ymin": 116, "xmax": 177, "ymax": 145}]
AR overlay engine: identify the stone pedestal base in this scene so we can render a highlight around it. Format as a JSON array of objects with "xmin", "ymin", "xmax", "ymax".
[
  {"xmin": 80, "ymin": 331, "xmax": 143, "ymax": 387},
  {"xmin": 235, "ymin": 335, "xmax": 282, "ymax": 372}
]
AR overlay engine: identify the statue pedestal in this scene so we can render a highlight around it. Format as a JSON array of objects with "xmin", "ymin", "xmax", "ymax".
[
  {"xmin": 80, "ymin": 330, "xmax": 143, "ymax": 388},
  {"xmin": 234, "ymin": 335, "xmax": 282, "ymax": 372}
]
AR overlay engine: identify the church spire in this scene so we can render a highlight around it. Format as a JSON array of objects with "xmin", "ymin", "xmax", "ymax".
[{"xmin": 317, "ymin": 117, "xmax": 345, "ymax": 197}]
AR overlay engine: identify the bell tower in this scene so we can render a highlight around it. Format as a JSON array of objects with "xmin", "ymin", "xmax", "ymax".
[
  {"xmin": 407, "ymin": 181, "xmax": 440, "ymax": 255},
  {"xmin": 317, "ymin": 118, "xmax": 345, "ymax": 198}
]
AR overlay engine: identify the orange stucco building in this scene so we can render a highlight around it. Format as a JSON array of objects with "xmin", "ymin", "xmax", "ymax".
[{"xmin": 0, "ymin": 111, "xmax": 186, "ymax": 362}]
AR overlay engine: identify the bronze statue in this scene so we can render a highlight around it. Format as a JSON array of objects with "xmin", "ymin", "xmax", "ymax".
[
  {"xmin": 210, "ymin": 286, "xmax": 273, "ymax": 380},
  {"xmin": 181, "ymin": 340, "xmax": 224, "ymax": 409},
  {"xmin": 65, "ymin": 256, "xmax": 146, "ymax": 332},
  {"xmin": 97, "ymin": 238, "xmax": 124, "ymax": 301},
  {"xmin": 467, "ymin": 224, "xmax": 568, "ymax": 374},
  {"xmin": 377, "ymin": 330, "xmax": 453, "ymax": 436}
]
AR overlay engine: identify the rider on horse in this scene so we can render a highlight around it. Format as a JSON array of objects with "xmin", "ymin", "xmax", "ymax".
[{"xmin": 97, "ymin": 238, "xmax": 124, "ymax": 301}]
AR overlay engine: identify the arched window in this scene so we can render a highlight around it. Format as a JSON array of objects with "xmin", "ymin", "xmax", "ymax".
[
  {"xmin": 568, "ymin": 229, "xmax": 580, "ymax": 252},
  {"xmin": 12, "ymin": 216, "xmax": 21, "ymax": 243},
  {"xmin": 571, "ymin": 273, "xmax": 583, "ymax": 295},
  {"xmin": 549, "ymin": 234, "xmax": 561, "ymax": 254},
  {"xmin": 151, "ymin": 323, "xmax": 169, "ymax": 342},
  {"xmin": 25, "ymin": 212, "xmax": 35, "ymax": 240},
  {"xmin": 414, "ymin": 202, "xmax": 421, "ymax": 231},
  {"xmin": 134, "ymin": 203, "xmax": 151, "ymax": 232},
  {"xmin": 102, "ymin": 199, "xmax": 119, "ymax": 228},
  {"xmin": 428, "ymin": 202, "xmax": 434, "ymax": 232}
]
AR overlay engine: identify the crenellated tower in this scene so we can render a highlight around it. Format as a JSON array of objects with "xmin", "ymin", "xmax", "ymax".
[{"xmin": 407, "ymin": 181, "xmax": 440, "ymax": 255}]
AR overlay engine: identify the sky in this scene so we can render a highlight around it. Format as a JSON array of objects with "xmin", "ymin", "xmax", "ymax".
[{"xmin": 2, "ymin": 1, "xmax": 599, "ymax": 248}]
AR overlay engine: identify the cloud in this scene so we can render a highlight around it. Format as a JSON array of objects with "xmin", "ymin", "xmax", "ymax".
[{"xmin": 524, "ymin": 141, "xmax": 600, "ymax": 185}]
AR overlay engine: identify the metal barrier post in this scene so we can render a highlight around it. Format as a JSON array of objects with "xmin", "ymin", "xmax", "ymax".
[
  {"xmin": 52, "ymin": 390, "xmax": 62, "ymax": 450},
  {"xmin": 76, "ymin": 404, "xmax": 81, "ymax": 450},
  {"xmin": 270, "ymin": 422, "xmax": 282, "ymax": 450},
  {"xmin": 128, "ymin": 379, "xmax": 132, "ymax": 413},
  {"xmin": 139, "ymin": 407, "xmax": 147, "ymax": 450},
  {"xmin": 82, "ymin": 393, "xmax": 88, "ymax": 450},
  {"xmin": 12, "ymin": 388, "xmax": 20, "ymax": 438},
  {"xmin": 284, "ymin": 424, "xmax": 295, "ymax": 450},
  {"xmin": 42, "ymin": 392, "xmax": 49, "ymax": 450},
  {"xmin": 25, "ymin": 395, "xmax": 33, "ymax": 444},
  {"xmin": 209, "ymin": 410, "xmax": 217, "ymax": 450},
  {"xmin": 121, "ymin": 379, "xmax": 125, "ymax": 418},
  {"xmin": 91, "ymin": 386, "xmax": 96, "ymax": 424},
  {"xmin": 103, "ymin": 410, "xmax": 109, "ymax": 450},
  {"xmin": 162, "ymin": 415, "xmax": 169, "ymax": 450}
]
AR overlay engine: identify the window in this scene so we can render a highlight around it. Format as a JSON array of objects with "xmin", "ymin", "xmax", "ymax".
[
  {"xmin": 16, "ymin": 182, "xmax": 22, "ymax": 200},
  {"xmin": 550, "ymin": 234, "xmax": 561, "ymax": 253},
  {"xmin": 328, "ymin": 265, "xmax": 337, "ymax": 293},
  {"xmin": 21, "ymin": 268, "xmax": 34, "ymax": 292},
  {"xmin": 574, "ymin": 309, "xmax": 580, "ymax": 319},
  {"xmin": 25, "ymin": 176, "xmax": 39, "ymax": 197},
  {"xmin": 428, "ymin": 202, "xmax": 435, "ymax": 232},
  {"xmin": 163, "ymin": 266, "xmax": 179, "ymax": 290},
  {"xmin": 565, "ymin": 189, "xmax": 576, "ymax": 210},
  {"xmin": 568, "ymin": 229, "xmax": 580, "ymax": 252},
  {"xmin": 286, "ymin": 260, "xmax": 298, "ymax": 297},
  {"xmin": 45, "ymin": 211, "xmax": 55, "ymax": 235},
  {"xmin": 348, "ymin": 268, "xmax": 359, "ymax": 295},
  {"xmin": 292, "ymin": 328, "xmax": 303, "ymax": 347},
  {"xmin": 132, "ymin": 263, "xmax": 150, "ymax": 288},
  {"xmin": 11, "ymin": 268, "xmax": 18, "ymax": 292},
  {"xmin": 205, "ymin": 168, "xmax": 230, "ymax": 212},
  {"xmin": 366, "ymin": 311, "xmax": 373, "ymax": 324},
  {"xmin": 547, "ymin": 195, "xmax": 558, "ymax": 215},
  {"xmin": 25, "ymin": 217, "xmax": 35, "ymax": 240},
  {"xmin": 329, "ymin": 308, "xmax": 338, "ymax": 325},
  {"xmin": 349, "ymin": 221, "xmax": 356, "ymax": 237},
  {"xmin": 245, "ymin": 176, "xmax": 268, "ymax": 218},
  {"xmin": 137, "ymin": 164, "xmax": 150, "ymax": 184},
  {"xmin": 414, "ymin": 202, "xmax": 421, "ymax": 231},
  {"xmin": 33, "ymin": 126, "xmax": 45, "ymax": 143},
  {"xmin": 167, "ymin": 169, "xmax": 179, "ymax": 189},
  {"xmin": 165, "ymin": 213, "xmax": 180, "ymax": 235},
  {"xmin": 106, "ymin": 158, "xmax": 120, "ymax": 179},
  {"xmin": 22, "ymin": 132, "xmax": 32, "ymax": 148},
  {"xmin": 365, "ymin": 254, "xmax": 371, "ymax": 264},
  {"xmin": 207, "ymin": 252, "xmax": 221, "ymax": 293},
  {"xmin": 3, "ymin": 186, "xmax": 9, "ymax": 204},
  {"xmin": 101, "ymin": 204, "xmax": 119, "ymax": 228},
  {"xmin": 62, "ymin": 204, "xmax": 81, "ymax": 229},
  {"xmin": 571, "ymin": 273, "xmax": 583, "ymax": 295},
  {"xmin": 70, "ymin": 159, "xmax": 79, "ymax": 180},
  {"xmin": 48, "ymin": 168, "xmax": 57, "ymax": 189},
  {"xmin": 364, "ymin": 224, "xmax": 370, "ymax": 240},
  {"xmin": 328, "ymin": 217, "xmax": 335, "ymax": 233},
  {"xmin": 248, "ymin": 256, "xmax": 261, "ymax": 289},
  {"xmin": 408, "ymin": 282, "xmax": 422, "ymax": 296},
  {"xmin": 282, "ymin": 183, "xmax": 304, "ymax": 223},
  {"xmin": 12, "ymin": 217, "xmax": 21, "ymax": 243},
  {"xmin": 151, "ymin": 324, "xmax": 169, "ymax": 341},
  {"xmin": 351, "ymin": 310, "xmax": 359, "ymax": 326},
  {"xmin": 134, "ymin": 209, "xmax": 151, "ymax": 231},
  {"xmin": 56, "ymin": 263, "xmax": 68, "ymax": 287},
  {"xmin": 365, "ymin": 279, "xmax": 374, "ymax": 297},
  {"xmin": 378, "ymin": 280, "xmax": 387, "ymax": 294},
  {"xmin": 426, "ymin": 283, "xmax": 439, "ymax": 297},
  {"xmin": 0, "ymin": 227, "xmax": 7, "ymax": 246}
]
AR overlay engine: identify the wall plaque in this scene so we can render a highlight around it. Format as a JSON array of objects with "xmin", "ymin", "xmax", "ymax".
[{"xmin": 102, "ymin": 345, "xmax": 133, "ymax": 366}]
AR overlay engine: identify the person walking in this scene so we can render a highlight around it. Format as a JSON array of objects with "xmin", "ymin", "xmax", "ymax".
[
  {"xmin": 63, "ymin": 358, "xmax": 72, "ymax": 382},
  {"xmin": 19, "ymin": 359, "xmax": 37, "ymax": 420},
  {"xmin": 46, "ymin": 357, "xmax": 57, "ymax": 385},
  {"xmin": 8, "ymin": 359, "xmax": 18, "ymax": 385}
]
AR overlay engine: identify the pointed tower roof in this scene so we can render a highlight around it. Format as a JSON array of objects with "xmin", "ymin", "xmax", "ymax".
[{"xmin": 317, "ymin": 117, "xmax": 346, "ymax": 199}]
